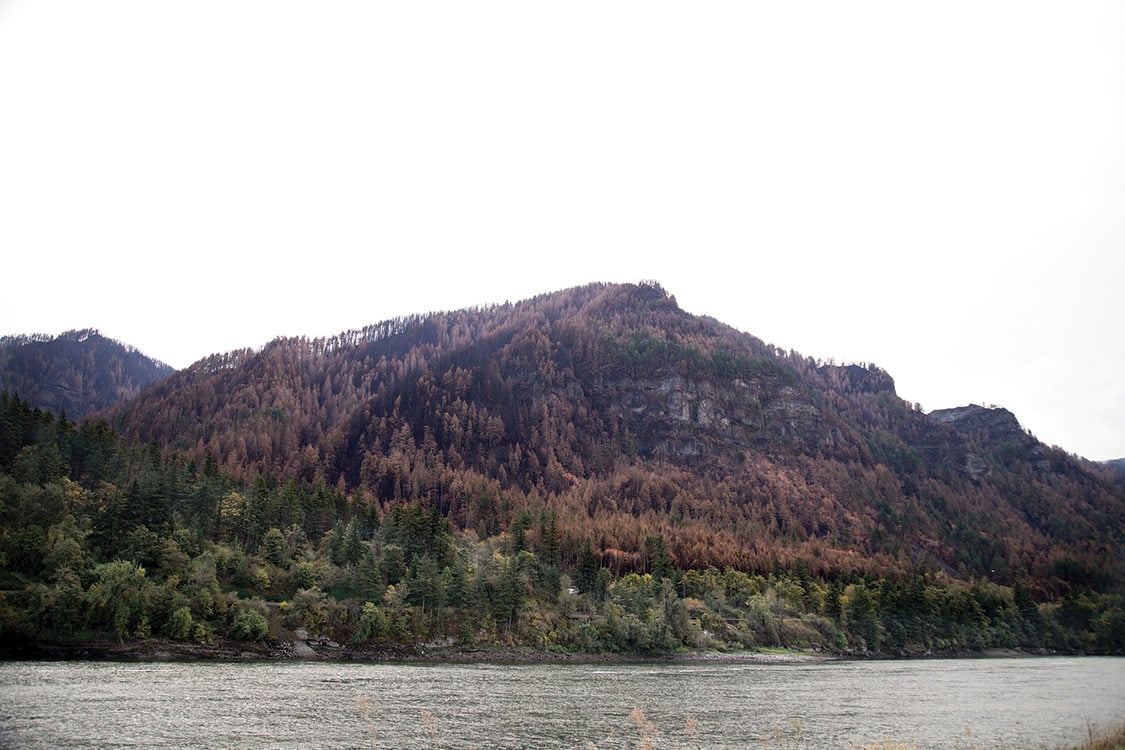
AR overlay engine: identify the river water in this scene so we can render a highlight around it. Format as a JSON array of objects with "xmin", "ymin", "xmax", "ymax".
[{"xmin": 0, "ymin": 656, "xmax": 1121, "ymax": 749}]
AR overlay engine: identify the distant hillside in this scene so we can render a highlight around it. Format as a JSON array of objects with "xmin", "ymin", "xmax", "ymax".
[
  {"xmin": 0, "ymin": 329, "xmax": 174, "ymax": 419},
  {"xmin": 106, "ymin": 282, "xmax": 1125, "ymax": 589},
  {"xmin": 1103, "ymin": 458, "xmax": 1125, "ymax": 487}
]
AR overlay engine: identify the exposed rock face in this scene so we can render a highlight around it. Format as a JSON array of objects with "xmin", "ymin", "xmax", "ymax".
[
  {"xmin": 591, "ymin": 368, "xmax": 832, "ymax": 460},
  {"xmin": 963, "ymin": 451, "xmax": 991, "ymax": 481},
  {"xmin": 929, "ymin": 405, "xmax": 1034, "ymax": 450},
  {"xmin": 928, "ymin": 404, "xmax": 1054, "ymax": 478}
]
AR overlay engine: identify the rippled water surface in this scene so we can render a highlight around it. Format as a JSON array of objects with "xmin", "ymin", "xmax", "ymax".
[{"xmin": 1, "ymin": 657, "xmax": 1122, "ymax": 748}]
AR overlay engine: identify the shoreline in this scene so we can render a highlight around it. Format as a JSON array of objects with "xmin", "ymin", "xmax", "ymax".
[
  {"xmin": 1, "ymin": 638, "xmax": 832, "ymax": 664},
  {"xmin": 0, "ymin": 637, "xmax": 1063, "ymax": 665}
]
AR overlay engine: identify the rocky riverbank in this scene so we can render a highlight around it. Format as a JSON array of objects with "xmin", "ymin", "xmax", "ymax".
[{"xmin": 1, "ymin": 636, "xmax": 837, "ymax": 664}]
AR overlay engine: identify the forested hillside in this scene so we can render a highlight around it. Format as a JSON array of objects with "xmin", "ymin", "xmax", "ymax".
[
  {"xmin": 1, "ymin": 282, "xmax": 1122, "ymax": 656},
  {"xmin": 108, "ymin": 282, "xmax": 1123, "ymax": 587},
  {"xmin": 2, "ymin": 389, "xmax": 1123, "ymax": 655},
  {"xmin": 0, "ymin": 330, "xmax": 173, "ymax": 419}
]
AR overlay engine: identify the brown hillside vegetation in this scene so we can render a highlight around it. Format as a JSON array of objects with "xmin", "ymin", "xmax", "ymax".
[{"xmin": 108, "ymin": 282, "xmax": 1124, "ymax": 589}]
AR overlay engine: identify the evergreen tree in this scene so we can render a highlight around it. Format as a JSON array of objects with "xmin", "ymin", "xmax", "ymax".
[{"xmin": 575, "ymin": 541, "xmax": 598, "ymax": 594}]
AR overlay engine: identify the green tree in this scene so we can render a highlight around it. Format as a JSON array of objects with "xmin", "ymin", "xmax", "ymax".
[
  {"xmin": 538, "ymin": 512, "xmax": 560, "ymax": 567},
  {"xmin": 290, "ymin": 560, "xmax": 322, "ymax": 591},
  {"xmin": 341, "ymin": 520, "xmax": 365, "ymax": 566},
  {"xmin": 158, "ymin": 537, "xmax": 191, "ymax": 581},
  {"xmin": 408, "ymin": 553, "xmax": 444, "ymax": 613},
  {"xmin": 284, "ymin": 524, "xmax": 309, "ymax": 559},
  {"xmin": 356, "ymin": 547, "xmax": 385, "ymax": 602},
  {"xmin": 356, "ymin": 601, "xmax": 388, "ymax": 642},
  {"xmin": 259, "ymin": 527, "xmax": 288, "ymax": 567},
  {"xmin": 43, "ymin": 514, "xmax": 89, "ymax": 580},
  {"xmin": 593, "ymin": 568, "xmax": 611, "ymax": 603},
  {"xmin": 28, "ymin": 568, "xmax": 84, "ymax": 636},
  {"xmin": 844, "ymin": 582, "xmax": 881, "ymax": 650},
  {"xmin": 252, "ymin": 567, "xmax": 271, "ymax": 593},
  {"xmin": 508, "ymin": 510, "xmax": 532, "ymax": 554},
  {"xmin": 286, "ymin": 588, "xmax": 330, "ymax": 634},
  {"xmin": 643, "ymin": 534, "xmax": 674, "ymax": 581},
  {"xmin": 122, "ymin": 525, "xmax": 164, "ymax": 569},
  {"xmin": 380, "ymin": 544, "xmax": 407, "ymax": 586},
  {"xmin": 492, "ymin": 556, "xmax": 522, "ymax": 633},
  {"xmin": 164, "ymin": 606, "xmax": 194, "ymax": 641},
  {"xmin": 231, "ymin": 607, "xmax": 270, "ymax": 640},
  {"xmin": 575, "ymin": 541, "xmax": 598, "ymax": 594},
  {"xmin": 382, "ymin": 583, "xmax": 414, "ymax": 642},
  {"xmin": 1, "ymin": 524, "xmax": 47, "ymax": 576},
  {"xmin": 86, "ymin": 560, "xmax": 152, "ymax": 640},
  {"xmin": 11, "ymin": 443, "xmax": 65, "ymax": 485}
]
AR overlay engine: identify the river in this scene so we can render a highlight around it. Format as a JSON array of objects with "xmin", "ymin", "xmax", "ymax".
[{"xmin": 1, "ymin": 656, "xmax": 1121, "ymax": 748}]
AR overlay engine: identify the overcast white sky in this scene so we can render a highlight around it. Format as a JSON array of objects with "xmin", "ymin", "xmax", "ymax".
[{"xmin": 1, "ymin": 1, "xmax": 1122, "ymax": 461}]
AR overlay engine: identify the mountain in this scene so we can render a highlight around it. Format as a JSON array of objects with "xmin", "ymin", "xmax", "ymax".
[
  {"xmin": 4, "ymin": 281, "xmax": 1122, "ymax": 656},
  {"xmin": 105, "ymin": 282, "xmax": 1124, "ymax": 588},
  {"xmin": 0, "ymin": 329, "xmax": 174, "ymax": 419}
]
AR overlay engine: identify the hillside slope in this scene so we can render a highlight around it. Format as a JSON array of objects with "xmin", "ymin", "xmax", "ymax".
[
  {"xmin": 0, "ymin": 329, "xmax": 173, "ymax": 418},
  {"xmin": 106, "ymin": 282, "xmax": 1124, "ymax": 588}
]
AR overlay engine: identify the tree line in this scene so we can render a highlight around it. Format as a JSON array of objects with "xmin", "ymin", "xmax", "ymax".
[{"xmin": 2, "ymin": 389, "xmax": 1121, "ymax": 655}]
